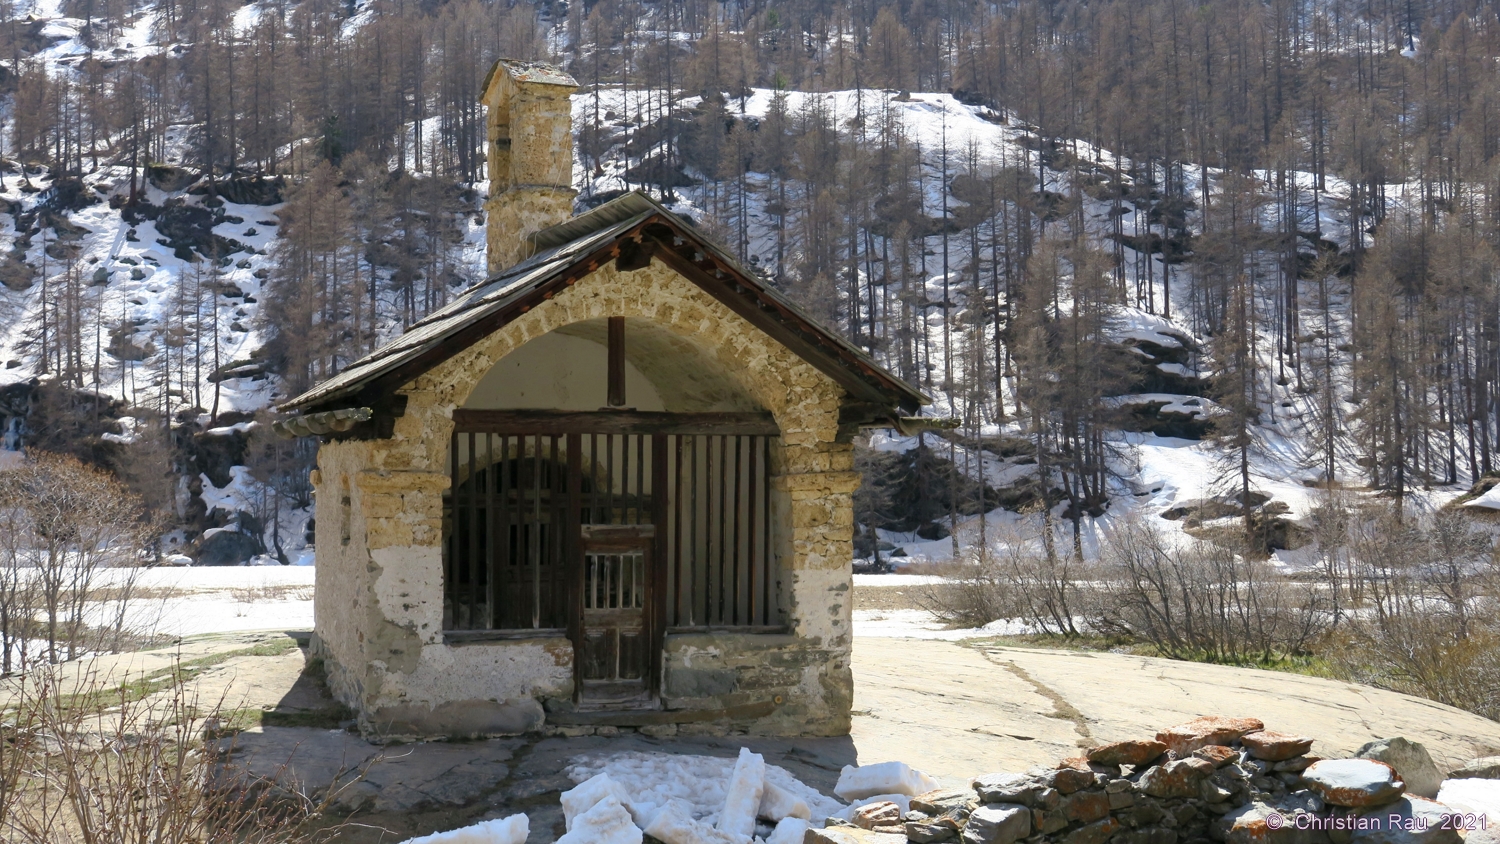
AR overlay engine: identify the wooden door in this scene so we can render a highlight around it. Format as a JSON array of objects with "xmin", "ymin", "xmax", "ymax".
[{"xmin": 577, "ymin": 525, "xmax": 656, "ymax": 708}]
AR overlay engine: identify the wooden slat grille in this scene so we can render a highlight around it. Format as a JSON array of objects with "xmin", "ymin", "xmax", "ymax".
[
  {"xmin": 443, "ymin": 429, "xmax": 781, "ymax": 633},
  {"xmin": 443, "ymin": 432, "xmax": 570, "ymax": 632},
  {"xmin": 661, "ymin": 434, "xmax": 776, "ymax": 628}
]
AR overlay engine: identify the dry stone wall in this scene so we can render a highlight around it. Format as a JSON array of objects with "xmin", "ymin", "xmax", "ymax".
[{"xmin": 812, "ymin": 716, "xmax": 1478, "ymax": 844}]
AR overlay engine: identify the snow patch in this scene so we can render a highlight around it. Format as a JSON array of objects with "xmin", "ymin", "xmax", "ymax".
[
  {"xmin": 566, "ymin": 750, "xmax": 844, "ymax": 826},
  {"xmin": 1464, "ymin": 486, "xmax": 1500, "ymax": 510},
  {"xmin": 400, "ymin": 814, "xmax": 528, "ymax": 844},
  {"xmin": 1436, "ymin": 780, "xmax": 1500, "ymax": 820}
]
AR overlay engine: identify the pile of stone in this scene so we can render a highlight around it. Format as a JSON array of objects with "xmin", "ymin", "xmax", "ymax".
[{"xmin": 810, "ymin": 716, "xmax": 1493, "ymax": 844}]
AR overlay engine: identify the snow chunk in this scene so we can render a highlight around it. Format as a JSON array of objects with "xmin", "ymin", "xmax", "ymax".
[
  {"xmin": 400, "ymin": 814, "xmax": 528, "ymax": 844},
  {"xmin": 566, "ymin": 750, "xmax": 844, "ymax": 823},
  {"xmin": 717, "ymin": 747, "xmax": 765, "ymax": 839},
  {"xmin": 561, "ymin": 773, "xmax": 633, "ymax": 831},
  {"xmin": 643, "ymin": 799, "xmax": 741, "ymax": 844},
  {"xmin": 556, "ymin": 795, "xmax": 641, "ymax": 844},
  {"xmin": 1437, "ymin": 779, "xmax": 1500, "ymax": 819},
  {"xmin": 834, "ymin": 762, "xmax": 938, "ymax": 800},
  {"xmin": 767, "ymin": 817, "xmax": 812, "ymax": 844},
  {"xmin": 759, "ymin": 780, "xmax": 811, "ymax": 822},
  {"xmin": 833, "ymin": 793, "xmax": 913, "ymax": 821}
]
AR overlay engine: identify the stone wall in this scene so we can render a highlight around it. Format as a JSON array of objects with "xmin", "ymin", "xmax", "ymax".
[
  {"xmin": 482, "ymin": 62, "xmax": 576, "ymax": 274},
  {"xmin": 310, "ymin": 257, "xmax": 859, "ymax": 739},
  {"xmin": 813, "ymin": 716, "xmax": 1465, "ymax": 844}
]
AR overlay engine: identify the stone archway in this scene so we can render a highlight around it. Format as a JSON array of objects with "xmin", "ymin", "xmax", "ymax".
[{"xmin": 391, "ymin": 259, "xmax": 852, "ymax": 476}]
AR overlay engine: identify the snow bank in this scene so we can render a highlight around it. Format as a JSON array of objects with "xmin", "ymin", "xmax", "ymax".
[
  {"xmin": 400, "ymin": 814, "xmax": 528, "ymax": 844},
  {"xmin": 1111, "ymin": 307, "xmax": 1200, "ymax": 349},
  {"xmin": 75, "ymin": 566, "xmax": 316, "ymax": 637},
  {"xmin": 853, "ymin": 574, "xmax": 950, "ymax": 587},
  {"xmin": 853, "ymin": 609, "xmax": 1030, "ymax": 640}
]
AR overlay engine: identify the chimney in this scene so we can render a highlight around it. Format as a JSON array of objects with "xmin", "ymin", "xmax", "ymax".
[{"xmin": 480, "ymin": 60, "xmax": 579, "ymax": 274}]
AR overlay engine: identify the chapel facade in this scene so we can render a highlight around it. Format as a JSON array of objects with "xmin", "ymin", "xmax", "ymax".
[{"xmin": 279, "ymin": 60, "xmax": 925, "ymax": 739}]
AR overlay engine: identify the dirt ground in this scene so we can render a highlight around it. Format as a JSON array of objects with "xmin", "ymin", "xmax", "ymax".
[{"xmin": 853, "ymin": 583, "xmax": 933, "ymax": 611}]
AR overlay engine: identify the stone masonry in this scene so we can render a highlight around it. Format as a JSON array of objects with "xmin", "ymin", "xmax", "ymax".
[
  {"xmin": 482, "ymin": 61, "xmax": 577, "ymax": 274},
  {"xmin": 811, "ymin": 716, "xmax": 1475, "ymax": 844}
]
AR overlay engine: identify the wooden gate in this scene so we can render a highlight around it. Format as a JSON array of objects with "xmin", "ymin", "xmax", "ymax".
[
  {"xmin": 578, "ymin": 525, "xmax": 654, "ymax": 706},
  {"xmin": 444, "ymin": 410, "xmax": 782, "ymax": 710}
]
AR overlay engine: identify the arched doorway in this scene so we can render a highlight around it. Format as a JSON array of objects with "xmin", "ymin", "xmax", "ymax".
[{"xmin": 444, "ymin": 320, "xmax": 784, "ymax": 708}]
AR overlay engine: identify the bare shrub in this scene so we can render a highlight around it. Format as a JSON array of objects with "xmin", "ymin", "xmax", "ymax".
[
  {"xmin": 1329, "ymin": 505, "xmax": 1500, "ymax": 719},
  {"xmin": 0, "ymin": 451, "xmax": 153, "ymax": 672},
  {"xmin": 230, "ymin": 582, "xmax": 316, "ymax": 604},
  {"xmin": 922, "ymin": 515, "xmax": 1089, "ymax": 636},
  {"xmin": 1095, "ymin": 517, "xmax": 1332, "ymax": 661},
  {"xmin": 0, "ymin": 660, "xmax": 353, "ymax": 843}
]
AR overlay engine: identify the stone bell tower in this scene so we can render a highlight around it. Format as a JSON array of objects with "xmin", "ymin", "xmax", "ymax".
[{"xmin": 480, "ymin": 60, "xmax": 578, "ymax": 274}]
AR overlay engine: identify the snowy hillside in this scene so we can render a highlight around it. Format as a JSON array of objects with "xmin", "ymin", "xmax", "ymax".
[
  {"xmin": 0, "ymin": 0, "xmax": 1486, "ymax": 566},
  {"xmin": 572, "ymin": 84, "xmax": 1471, "ymax": 567}
]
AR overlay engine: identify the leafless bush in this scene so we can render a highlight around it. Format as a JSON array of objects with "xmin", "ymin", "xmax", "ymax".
[
  {"xmin": 0, "ymin": 660, "xmax": 352, "ymax": 843},
  {"xmin": 1328, "ymin": 505, "xmax": 1500, "ymax": 719},
  {"xmin": 230, "ymin": 582, "xmax": 316, "ymax": 604},
  {"xmin": 0, "ymin": 451, "xmax": 153, "ymax": 673},
  {"xmin": 1093, "ymin": 517, "xmax": 1333, "ymax": 661},
  {"xmin": 922, "ymin": 515, "xmax": 1091, "ymax": 636},
  {"xmin": 920, "ymin": 511, "xmax": 1332, "ymax": 658}
]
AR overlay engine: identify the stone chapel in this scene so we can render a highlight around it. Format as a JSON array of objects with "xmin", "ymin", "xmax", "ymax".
[{"xmin": 277, "ymin": 59, "xmax": 927, "ymax": 739}]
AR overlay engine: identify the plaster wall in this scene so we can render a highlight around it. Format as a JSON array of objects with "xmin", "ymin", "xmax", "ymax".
[
  {"xmin": 464, "ymin": 330, "xmax": 664, "ymax": 411},
  {"xmin": 311, "ymin": 258, "xmax": 859, "ymax": 738}
]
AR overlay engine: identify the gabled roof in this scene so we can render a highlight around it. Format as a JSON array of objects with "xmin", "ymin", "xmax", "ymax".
[
  {"xmin": 280, "ymin": 192, "xmax": 928, "ymax": 416},
  {"xmin": 480, "ymin": 59, "xmax": 577, "ymax": 99}
]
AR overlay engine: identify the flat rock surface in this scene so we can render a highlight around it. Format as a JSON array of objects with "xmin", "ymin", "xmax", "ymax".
[
  {"xmin": 850, "ymin": 639, "xmax": 1500, "ymax": 784},
  {"xmin": 22, "ymin": 631, "xmax": 1500, "ymax": 843}
]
